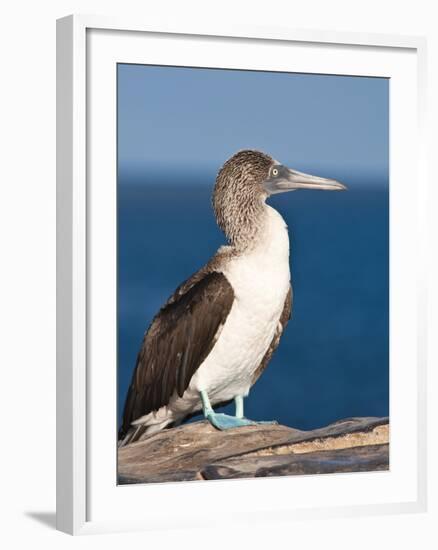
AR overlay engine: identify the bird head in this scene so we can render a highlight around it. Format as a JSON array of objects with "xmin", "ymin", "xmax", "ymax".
[{"xmin": 213, "ymin": 149, "xmax": 346, "ymax": 246}]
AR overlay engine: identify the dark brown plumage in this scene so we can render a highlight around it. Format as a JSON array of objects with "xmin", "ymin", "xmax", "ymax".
[{"xmin": 120, "ymin": 271, "xmax": 235, "ymax": 439}]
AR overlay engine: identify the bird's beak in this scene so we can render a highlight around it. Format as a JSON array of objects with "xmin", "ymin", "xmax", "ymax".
[{"xmin": 263, "ymin": 166, "xmax": 347, "ymax": 195}]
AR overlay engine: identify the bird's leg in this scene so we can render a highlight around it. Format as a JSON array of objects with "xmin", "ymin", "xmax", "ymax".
[
  {"xmin": 200, "ymin": 390, "xmax": 256, "ymax": 430},
  {"xmin": 235, "ymin": 394, "xmax": 244, "ymax": 419},
  {"xmin": 234, "ymin": 394, "xmax": 278, "ymax": 426},
  {"xmin": 200, "ymin": 389, "xmax": 215, "ymax": 418}
]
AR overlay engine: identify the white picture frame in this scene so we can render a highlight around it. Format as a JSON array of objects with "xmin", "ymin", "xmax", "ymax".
[{"xmin": 56, "ymin": 14, "xmax": 427, "ymax": 535}]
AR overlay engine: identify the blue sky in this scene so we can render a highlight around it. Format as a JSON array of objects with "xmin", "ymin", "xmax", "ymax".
[{"xmin": 118, "ymin": 64, "xmax": 389, "ymax": 186}]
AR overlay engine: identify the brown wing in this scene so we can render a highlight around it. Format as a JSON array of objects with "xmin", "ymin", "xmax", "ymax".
[
  {"xmin": 251, "ymin": 285, "xmax": 292, "ymax": 386},
  {"xmin": 120, "ymin": 271, "xmax": 234, "ymax": 435}
]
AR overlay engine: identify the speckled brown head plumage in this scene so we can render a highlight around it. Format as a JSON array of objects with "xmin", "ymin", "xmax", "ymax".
[
  {"xmin": 213, "ymin": 150, "xmax": 274, "ymax": 247},
  {"xmin": 213, "ymin": 149, "xmax": 347, "ymax": 250}
]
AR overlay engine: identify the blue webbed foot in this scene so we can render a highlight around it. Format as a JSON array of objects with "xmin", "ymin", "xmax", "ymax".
[
  {"xmin": 206, "ymin": 412, "xmax": 257, "ymax": 430},
  {"xmin": 200, "ymin": 390, "xmax": 278, "ymax": 431}
]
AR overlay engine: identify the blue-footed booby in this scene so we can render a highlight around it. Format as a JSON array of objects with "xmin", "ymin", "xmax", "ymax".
[{"xmin": 119, "ymin": 150, "xmax": 346, "ymax": 445}]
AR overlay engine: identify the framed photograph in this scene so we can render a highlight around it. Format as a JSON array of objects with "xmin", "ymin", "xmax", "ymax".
[{"xmin": 57, "ymin": 15, "xmax": 427, "ymax": 535}]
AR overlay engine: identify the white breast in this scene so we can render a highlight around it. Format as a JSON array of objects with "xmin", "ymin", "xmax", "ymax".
[{"xmin": 190, "ymin": 206, "xmax": 291, "ymax": 403}]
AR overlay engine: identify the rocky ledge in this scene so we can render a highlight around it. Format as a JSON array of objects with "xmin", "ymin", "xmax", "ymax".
[{"xmin": 118, "ymin": 416, "xmax": 389, "ymax": 484}]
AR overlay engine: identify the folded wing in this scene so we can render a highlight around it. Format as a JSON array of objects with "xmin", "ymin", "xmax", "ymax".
[{"xmin": 120, "ymin": 271, "xmax": 234, "ymax": 435}]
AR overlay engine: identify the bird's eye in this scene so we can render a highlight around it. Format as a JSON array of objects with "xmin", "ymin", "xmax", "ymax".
[{"xmin": 272, "ymin": 168, "xmax": 279, "ymax": 176}]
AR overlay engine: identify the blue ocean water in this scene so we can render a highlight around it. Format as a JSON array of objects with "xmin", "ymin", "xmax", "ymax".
[{"xmin": 117, "ymin": 173, "xmax": 389, "ymax": 431}]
